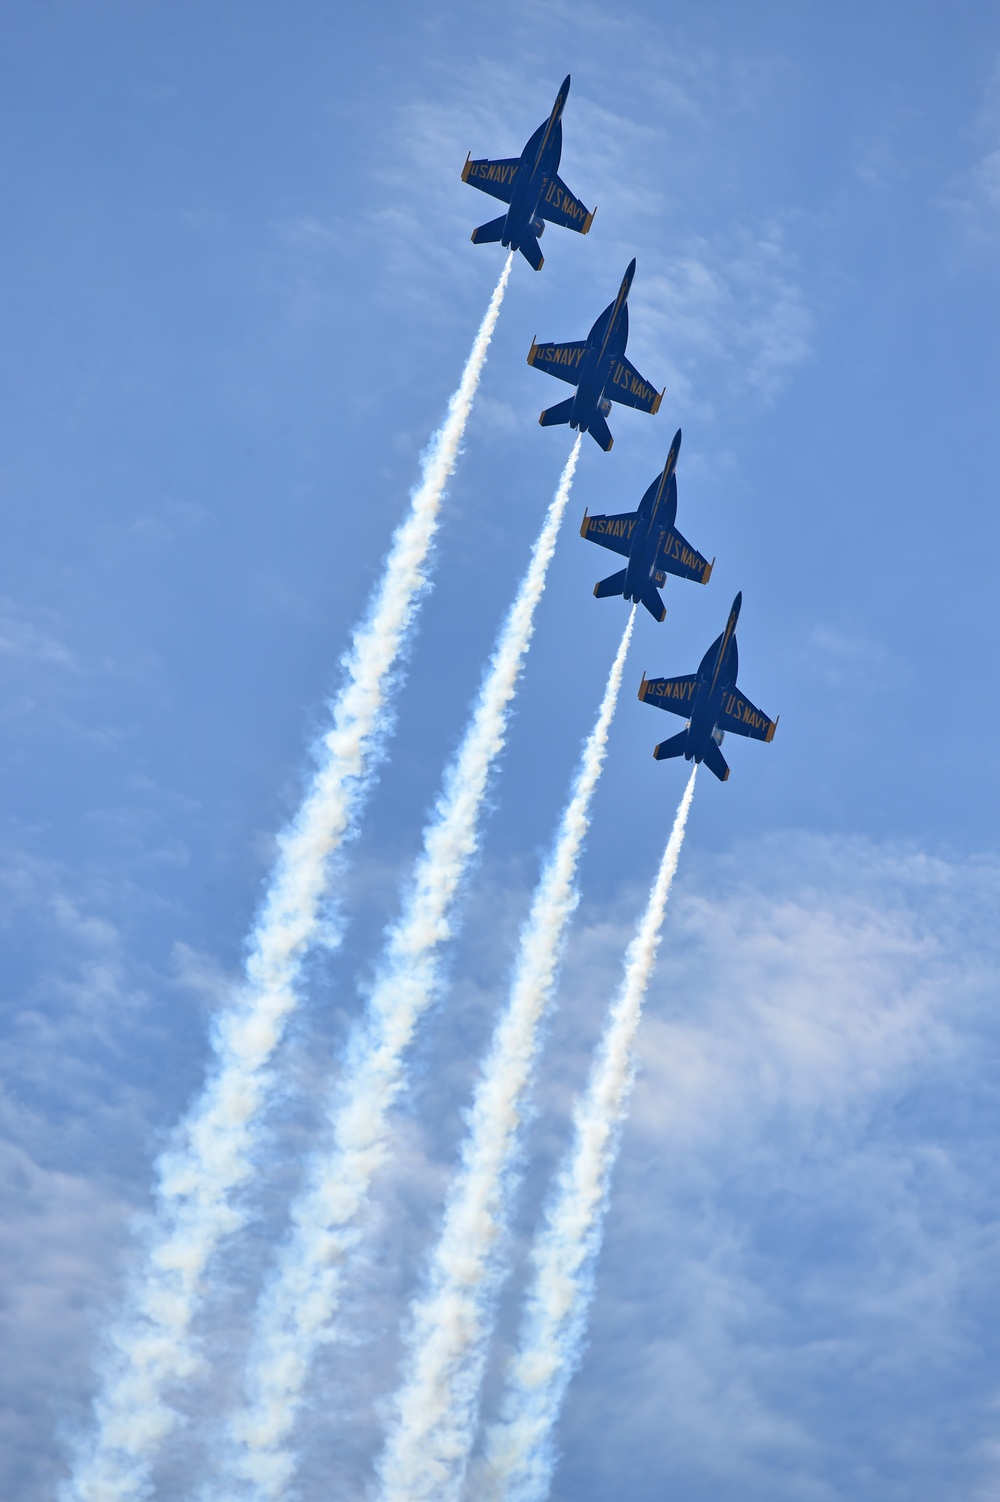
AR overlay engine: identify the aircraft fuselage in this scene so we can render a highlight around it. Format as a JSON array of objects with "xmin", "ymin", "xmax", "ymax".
[
  {"xmin": 500, "ymin": 82, "xmax": 567, "ymax": 253},
  {"xmin": 685, "ymin": 603, "xmax": 741, "ymax": 762},
  {"xmin": 568, "ymin": 264, "xmax": 634, "ymax": 434}
]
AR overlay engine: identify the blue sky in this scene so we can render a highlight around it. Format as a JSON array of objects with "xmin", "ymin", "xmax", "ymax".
[{"xmin": 3, "ymin": 3, "xmax": 1000, "ymax": 1498}]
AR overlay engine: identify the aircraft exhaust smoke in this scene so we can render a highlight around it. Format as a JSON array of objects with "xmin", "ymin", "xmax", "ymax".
[
  {"xmin": 221, "ymin": 435, "xmax": 583, "ymax": 1502},
  {"xmin": 62, "ymin": 255, "xmax": 514, "ymax": 1502},
  {"xmin": 374, "ymin": 608, "xmax": 638, "ymax": 1502},
  {"xmin": 477, "ymin": 766, "xmax": 696, "ymax": 1502}
]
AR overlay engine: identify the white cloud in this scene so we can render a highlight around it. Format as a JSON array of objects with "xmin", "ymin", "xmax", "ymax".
[
  {"xmin": 8, "ymin": 824, "xmax": 1000, "ymax": 1501},
  {"xmin": 512, "ymin": 835, "xmax": 1000, "ymax": 1500},
  {"xmin": 0, "ymin": 598, "xmax": 78, "ymax": 672},
  {"xmin": 630, "ymin": 227, "xmax": 813, "ymax": 411}
]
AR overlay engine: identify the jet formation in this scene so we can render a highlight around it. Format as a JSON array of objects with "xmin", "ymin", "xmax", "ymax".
[{"xmin": 463, "ymin": 76, "xmax": 777, "ymax": 782}]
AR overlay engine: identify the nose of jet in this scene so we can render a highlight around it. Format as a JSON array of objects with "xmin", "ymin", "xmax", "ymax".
[
  {"xmin": 731, "ymin": 591, "xmax": 743, "ymax": 620},
  {"xmin": 622, "ymin": 257, "xmax": 637, "ymax": 294}
]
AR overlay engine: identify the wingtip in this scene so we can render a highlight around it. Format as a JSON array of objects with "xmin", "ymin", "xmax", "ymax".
[
  {"xmin": 651, "ymin": 387, "xmax": 665, "ymax": 416},
  {"xmin": 703, "ymin": 558, "xmax": 715, "ymax": 585},
  {"xmin": 461, "ymin": 153, "xmax": 472, "ymax": 182},
  {"xmin": 582, "ymin": 206, "xmax": 596, "ymax": 234},
  {"xmin": 766, "ymin": 715, "xmax": 779, "ymax": 744},
  {"xmin": 527, "ymin": 337, "xmax": 538, "ymax": 364}
]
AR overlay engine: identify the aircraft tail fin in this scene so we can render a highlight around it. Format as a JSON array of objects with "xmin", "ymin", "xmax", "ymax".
[
  {"xmin": 587, "ymin": 410, "xmax": 614, "ymax": 451},
  {"xmin": 594, "ymin": 569, "xmax": 627, "ymax": 600},
  {"xmin": 471, "ymin": 215, "xmax": 507, "ymax": 245},
  {"xmin": 641, "ymin": 583, "xmax": 666, "ymax": 623},
  {"xmin": 518, "ymin": 233, "xmax": 544, "ymax": 271},
  {"xmin": 702, "ymin": 739, "xmax": 730, "ymax": 782},
  {"xmin": 539, "ymin": 397, "xmax": 575, "ymax": 428},
  {"xmin": 653, "ymin": 730, "xmax": 689, "ymax": 762}
]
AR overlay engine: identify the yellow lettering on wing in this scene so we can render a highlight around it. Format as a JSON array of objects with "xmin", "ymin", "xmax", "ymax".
[{"xmin": 650, "ymin": 679, "xmax": 694, "ymax": 701}]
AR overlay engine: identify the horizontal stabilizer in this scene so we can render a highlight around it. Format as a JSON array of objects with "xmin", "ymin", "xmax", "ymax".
[
  {"xmin": 641, "ymin": 584, "xmax": 666, "ymax": 623},
  {"xmin": 519, "ymin": 233, "xmax": 544, "ymax": 271},
  {"xmin": 702, "ymin": 738, "xmax": 730, "ymax": 782},
  {"xmin": 594, "ymin": 569, "xmax": 627, "ymax": 600},
  {"xmin": 539, "ymin": 397, "xmax": 575, "ymax": 428},
  {"xmin": 587, "ymin": 410, "xmax": 614, "ymax": 451},
  {"xmin": 653, "ymin": 730, "xmax": 688, "ymax": 762},
  {"xmin": 471, "ymin": 215, "xmax": 507, "ymax": 245}
]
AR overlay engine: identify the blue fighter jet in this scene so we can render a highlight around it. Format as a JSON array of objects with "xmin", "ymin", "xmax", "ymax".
[
  {"xmin": 527, "ymin": 259, "xmax": 663, "ymax": 451},
  {"xmin": 580, "ymin": 429, "xmax": 713, "ymax": 621},
  {"xmin": 638, "ymin": 593, "xmax": 777, "ymax": 781},
  {"xmin": 462, "ymin": 75, "xmax": 594, "ymax": 271}
]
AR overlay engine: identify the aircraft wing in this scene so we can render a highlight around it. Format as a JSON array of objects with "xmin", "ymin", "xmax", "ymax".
[
  {"xmin": 462, "ymin": 156, "xmax": 521, "ymax": 204},
  {"xmin": 538, "ymin": 174, "xmax": 594, "ymax": 234},
  {"xmin": 607, "ymin": 356, "xmax": 663, "ymax": 414},
  {"xmin": 580, "ymin": 510, "xmax": 639, "ymax": 558},
  {"xmin": 528, "ymin": 339, "xmax": 588, "ymax": 385},
  {"xmin": 657, "ymin": 527, "xmax": 713, "ymax": 585},
  {"xmin": 638, "ymin": 672, "xmax": 698, "ymax": 717},
  {"xmin": 718, "ymin": 688, "xmax": 777, "ymax": 742}
]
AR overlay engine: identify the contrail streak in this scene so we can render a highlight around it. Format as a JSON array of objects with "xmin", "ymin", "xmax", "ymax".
[
  {"xmin": 62, "ymin": 257, "xmax": 514, "ymax": 1502},
  {"xmin": 479, "ymin": 767, "xmax": 697, "ymax": 1502},
  {"xmin": 223, "ymin": 436, "xmax": 583, "ymax": 1502},
  {"xmin": 375, "ymin": 609, "xmax": 637, "ymax": 1502}
]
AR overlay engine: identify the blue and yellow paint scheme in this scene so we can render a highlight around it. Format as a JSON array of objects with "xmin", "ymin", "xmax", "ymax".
[
  {"xmin": 638, "ymin": 593, "xmax": 777, "ymax": 781},
  {"xmin": 580, "ymin": 429, "xmax": 713, "ymax": 621},
  {"xmin": 527, "ymin": 259, "xmax": 663, "ymax": 450},
  {"xmin": 462, "ymin": 75, "xmax": 594, "ymax": 271}
]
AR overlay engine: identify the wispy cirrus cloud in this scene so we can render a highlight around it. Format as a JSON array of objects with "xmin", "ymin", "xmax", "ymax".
[
  {"xmin": 512, "ymin": 834, "xmax": 1000, "ymax": 1502},
  {"xmin": 0, "ymin": 598, "xmax": 79, "ymax": 673}
]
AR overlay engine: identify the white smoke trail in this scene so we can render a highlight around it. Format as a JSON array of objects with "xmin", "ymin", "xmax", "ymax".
[
  {"xmin": 62, "ymin": 257, "xmax": 514, "ymax": 1502},
  {"xmin": 375, "ymin": 609, "xmax": 638, "ymax": 1502},
  {"xmin": 479, "ymin": 767, "xmax": 697, "ymax": 1502},
  {"xmin": 223, "ymin": 436, "xmax": 583, "ymax": 1502}
]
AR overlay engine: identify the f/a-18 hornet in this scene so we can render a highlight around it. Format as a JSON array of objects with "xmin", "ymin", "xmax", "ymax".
[
  {"xmin": 527, "ymin": 258, "xmax": 663, "ymax": 451},
  {"xmin": 462, "ymin": 75, "xmax": 594, "ymax": 271},
  {"xmin": 580, "ymin": 428, "xmax": 713, "ymax": 621},
  {"xmin": 638, "ymin": 593, "xmax": 777, "ymax": 781}
]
